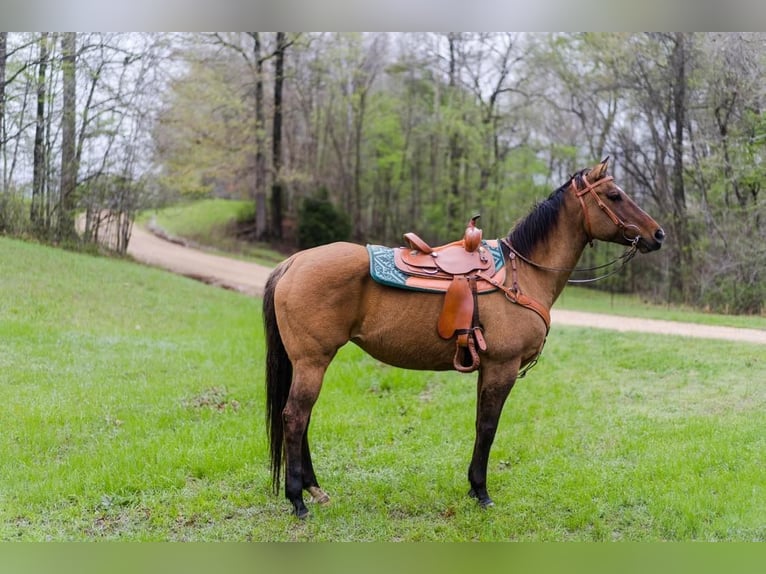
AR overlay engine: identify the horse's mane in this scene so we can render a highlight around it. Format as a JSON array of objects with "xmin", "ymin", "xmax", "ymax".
[{"xmin": 505, "ymin": 169, "xmax": 587, "ymax": 258}]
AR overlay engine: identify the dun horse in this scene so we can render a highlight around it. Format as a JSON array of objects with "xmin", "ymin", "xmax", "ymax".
[{"xmin": 264, "ymin": 158, "xmax": 665, "ymax": 518}]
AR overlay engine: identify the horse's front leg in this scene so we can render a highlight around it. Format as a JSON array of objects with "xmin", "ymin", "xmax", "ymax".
[{"xmin": 467, "ymin": 364, "xmax": 518, "ymax": 507}]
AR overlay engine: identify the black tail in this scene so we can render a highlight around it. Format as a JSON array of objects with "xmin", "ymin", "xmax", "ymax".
[{"xmin": 263, "ymin": 260, "xmax": 294, "ymax": 494}]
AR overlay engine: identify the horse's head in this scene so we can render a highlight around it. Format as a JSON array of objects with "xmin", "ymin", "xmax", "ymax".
[{"xmin": 573, "ymin": 158, "xmax": 665, "ymax": 253}]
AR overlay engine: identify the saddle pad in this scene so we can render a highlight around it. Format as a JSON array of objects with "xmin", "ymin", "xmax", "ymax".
[{"xmin": 367, "ymin": 240, "xmax": 505, "ymax": 294}]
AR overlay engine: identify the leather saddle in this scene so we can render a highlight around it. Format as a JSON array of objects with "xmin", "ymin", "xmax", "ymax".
[{"xmin": 393, "ymin": 216, "xmax": 506, "ymax": 373}]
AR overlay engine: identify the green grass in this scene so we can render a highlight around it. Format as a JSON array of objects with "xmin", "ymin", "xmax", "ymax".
[
  {"xmin": 1, "ymin": 236, "xmax": 765, "ymax": 540},
  {"xmin": 138, "ymin": 199, "xmax": 285, "ymax": 266}
]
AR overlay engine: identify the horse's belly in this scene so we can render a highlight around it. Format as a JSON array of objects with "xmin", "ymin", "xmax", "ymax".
[
  {"xmin": 351, "ymin": 287, "xmax": 457, "ymax": 370},
  {"xmin": 351, "ymin": 337, "xmax": 456, "ymax": 371}
]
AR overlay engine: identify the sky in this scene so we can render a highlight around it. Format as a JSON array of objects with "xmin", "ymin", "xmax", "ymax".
[{"xmin": 3, "ymin": 0, "xmax": 765, "ymax": 32}]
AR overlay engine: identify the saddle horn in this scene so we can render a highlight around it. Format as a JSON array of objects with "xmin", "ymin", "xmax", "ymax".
[{"xmin": 464, "ymin": 215, "xmax": 482, "ymax": 253}]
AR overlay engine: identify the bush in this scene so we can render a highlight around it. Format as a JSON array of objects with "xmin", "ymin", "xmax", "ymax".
[
  {"xmin": 296, "ymin": 189, "xmax": 352, "ymax": 249},
  {"xmin": 698, "ymin": 272, "xmax": 764, "ymax": 315},
  {"xmin": 0, "ymin": 193, "xmax": 29, "ymax": 235},
  {"xmin": 235, "ymin": 201, "xmax": 256, "ymax": 225}
]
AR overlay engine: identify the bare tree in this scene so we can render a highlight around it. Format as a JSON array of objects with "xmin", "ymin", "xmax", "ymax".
[
  {"xmin": 58, "ymin": 32, "xmax": 77, "ymax": 241},
  {"xmin": 0, "ymin": 32, "xmax": 6, "ymax": 187},
  {"xmin": 250, "ymin": 32, "xmax": 268, "ymax": 239},
  {"xmin": 31, "ymin": 33, "xmax": 50, "ymax": 232},
  {"xmin": 271, "ymin": 32, "xmax": 286, "ymax": 240}
]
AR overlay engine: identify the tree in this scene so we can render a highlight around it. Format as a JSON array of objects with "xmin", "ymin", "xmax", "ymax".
[
  {"xmin": 612, "ymin": 33, "xmax": 695, "ymax": 302},
  {"xmin": 686, "ymin": 33, "xmax": 766, "ymax": 312},
  {"xmin": 0, "ymin": 32, "xmax": 6, "ymax": 182},
  {"xmin": 31, "ymin": 32, "xmax": 50, "ymax": 232},
  {"xmin": 250, "ymin": 32, "xmax": 268, "ymax": 240},
  {"xmin": 58, "ymin": 32, "xmax": 77, "ymax": 241},
  {"xmin": 271, "ymin": 32, "xmax": 286, "ymax": 240}
]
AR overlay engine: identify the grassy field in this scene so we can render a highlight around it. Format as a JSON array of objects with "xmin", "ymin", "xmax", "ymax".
[{"xmin": 1, "ymin": 236, "xmax": 764, "ymax": 541}]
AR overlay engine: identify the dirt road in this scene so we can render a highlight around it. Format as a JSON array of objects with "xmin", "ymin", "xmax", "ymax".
[
  {"xmin": 128, "ymin": 225, "xmax": 271, "ymax": 297},
  {"xmin": 127, "ymin": 225, "xmax": 766, "ymax": 345}
]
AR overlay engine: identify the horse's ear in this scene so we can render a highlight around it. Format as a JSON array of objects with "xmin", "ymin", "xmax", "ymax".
[{"xmin": 588, "ymin": 157, "xmax": 610, "ymax": 180}]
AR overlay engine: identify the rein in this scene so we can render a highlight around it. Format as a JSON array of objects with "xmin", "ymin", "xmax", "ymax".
[{"xmin": 500, "ymin": 237, "xmax": 639, "ymax": 284}]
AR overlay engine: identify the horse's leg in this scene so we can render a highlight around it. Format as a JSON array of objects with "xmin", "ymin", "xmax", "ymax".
[
  {"xmin": 282, "ymin": 360, "xmax": 328, "ymax": 518},
  {"xmin": 301, "ymin": 416, "xmax": 330, "ymax": 504},
  {"xmin": 467, "ymin": 364, "xmax": 518, "ymax": 507}
]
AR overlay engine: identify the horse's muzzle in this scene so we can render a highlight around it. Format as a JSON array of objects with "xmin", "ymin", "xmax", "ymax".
[{"xmin": 638, "ymin": 227, "xmax": 665, "ymax": 252}]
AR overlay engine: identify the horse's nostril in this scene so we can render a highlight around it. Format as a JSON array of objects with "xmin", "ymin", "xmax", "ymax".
[{"xmin": 654, "ymin": 228, "xmax": 666, "ymax": 243}]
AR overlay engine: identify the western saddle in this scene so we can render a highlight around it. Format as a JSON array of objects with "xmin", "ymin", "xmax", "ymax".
[
  {"xmin": 393, "ymin": 215, "xmax": 551, "ymax": 373},
  {"xmin": 393, "ymin": 216, "xmax": 497, "ymax": 372}
]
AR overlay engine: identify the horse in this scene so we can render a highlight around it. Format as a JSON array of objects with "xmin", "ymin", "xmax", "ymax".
[{"xmin": 263, "ymin": 158, "xmax": 665, "ymax": 518}]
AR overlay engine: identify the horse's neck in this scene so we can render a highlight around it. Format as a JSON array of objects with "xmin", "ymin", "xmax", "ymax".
[{"xmin": 520, "ymin": 209, "xmax": 589, "ymax": 308}]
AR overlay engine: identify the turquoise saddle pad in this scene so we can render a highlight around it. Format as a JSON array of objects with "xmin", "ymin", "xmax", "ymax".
[{"xmin": 366, "ymin": 240, "xmax": 505, "ymax": 293}]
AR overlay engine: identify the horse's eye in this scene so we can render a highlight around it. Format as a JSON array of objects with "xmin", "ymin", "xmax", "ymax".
[{"xmin": 607, "ymin": 191, "xmax": 622, "ymax": 201}]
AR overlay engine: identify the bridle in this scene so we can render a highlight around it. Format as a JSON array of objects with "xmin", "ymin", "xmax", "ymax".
[
  {"xmin": 575, "ymin": 174, "xmax": 639, "ymax": 247},
  {"xmin": 502, "ymin": 173, "xmax": 642, "ymax": 284}
]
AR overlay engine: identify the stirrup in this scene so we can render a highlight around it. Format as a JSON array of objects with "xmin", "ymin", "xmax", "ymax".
[{"xmin": 453, "ymin": 334, "xmax": 480, "ymax": 373}]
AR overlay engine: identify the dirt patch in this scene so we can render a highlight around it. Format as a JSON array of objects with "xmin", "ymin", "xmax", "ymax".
[{"xmin": 551, "ymin": 309, "xmax": 766, "ymax": 344}]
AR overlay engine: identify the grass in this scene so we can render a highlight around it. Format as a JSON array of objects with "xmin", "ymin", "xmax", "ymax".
[
  {"xmin": 2, "ymin": 235, "xmax": 764, "ymax": 540},
  {"xmin": 0, "ymin": 237, "xmax": 264, "ymax": 540}
]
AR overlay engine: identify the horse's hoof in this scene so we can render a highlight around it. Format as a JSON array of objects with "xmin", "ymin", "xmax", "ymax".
[
  {"xmin": 468, "ymin": 488, "xmax": 494, "ymax": 508},
  {"xmin": 291, "ymin": 500, "xmax": 310, "ymax": 519},
  {"xmin": 308, "ymin": 486, "xmax": 331, "ymax": 505}
]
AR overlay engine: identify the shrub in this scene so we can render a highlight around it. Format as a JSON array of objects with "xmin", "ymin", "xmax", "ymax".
[
  {"xmin": 0, "ymin": 193, "xmax": 29, "ymax": 235},
  {"xmin": 296, "ymin": 189, "xmax": 352, "ymax": 249}
]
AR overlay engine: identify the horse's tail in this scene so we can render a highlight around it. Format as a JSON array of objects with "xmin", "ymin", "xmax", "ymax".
[{"xmin": 263, "ymin": 258, "xmax": 294, "ymax": 494}]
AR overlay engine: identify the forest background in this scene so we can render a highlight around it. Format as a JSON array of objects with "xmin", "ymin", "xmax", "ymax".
[{"xmin": 0, "ymin": 32, "xmax": 764, "ymax": 314}]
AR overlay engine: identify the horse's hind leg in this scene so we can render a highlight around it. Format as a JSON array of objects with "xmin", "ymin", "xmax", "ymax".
[
  {"xmin": 282, "ymin": 361, "xmax": 329, "ymax": 518},
  {"xmin": 302, "ymin": 416, "xmax": 330, "ymax": 504}
]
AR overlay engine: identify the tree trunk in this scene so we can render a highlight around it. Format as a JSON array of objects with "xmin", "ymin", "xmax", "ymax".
[
  {"xmin": 351, "ymin": 88, "xmax": 367, "ymax": 241},
  {"xmin": 58, "ymin": 32, "xmax": 77, "ymax": 242},
  {"xmin": 447, "ymin": 33, "xmax": 461, "ymax": 227},
  {"xmin": 251, "ymin": 32, "xmax": 268, "ymax": 240},
  {"xmin": 669, "ymin": 32, "xmax": 692, "ymax": 302},
  {"xmin": 31, "ymin": 33, "xmax": 49, "ymax": 232},
  {"xmin": 0, "ymin": 32, "xmax": 7, "ymax": 194},
  {"xmin": 270, "ymin": 32, "xmax": 286, "ymax": 240}
]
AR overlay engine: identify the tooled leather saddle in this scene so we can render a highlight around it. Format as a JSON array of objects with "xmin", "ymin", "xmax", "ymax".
[{"xmin": 369, "ymin": 216, "xmax": 506, "ymax": 373}]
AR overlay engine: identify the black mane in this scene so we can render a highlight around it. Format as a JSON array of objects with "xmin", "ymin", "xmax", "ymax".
[{"xmin": 505, "ymin": 170, "xmax": 587, "ymax": 258}]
